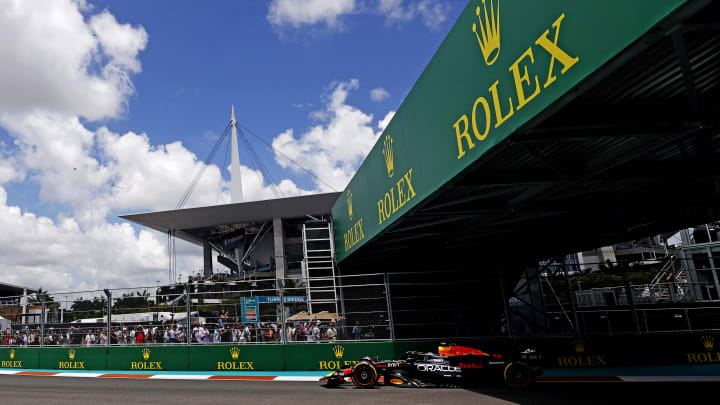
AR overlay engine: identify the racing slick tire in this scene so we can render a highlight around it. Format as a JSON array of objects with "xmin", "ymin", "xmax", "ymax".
[
  {"xmin": 503, "ymin": 361, "xmax": 534, "ymax": 388},
  {"xmin": 351, "ymin": 361, "xmax": 379, "ymax": 388}
]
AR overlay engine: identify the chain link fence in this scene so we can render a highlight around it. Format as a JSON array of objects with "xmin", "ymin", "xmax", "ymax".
[
  {"xmin": 5, "ymin": 254, "xmax": 720, "ymax": 347},
  {"xmin": 0, "ymin": 274, "xmax": 391, "ymax": 347}
]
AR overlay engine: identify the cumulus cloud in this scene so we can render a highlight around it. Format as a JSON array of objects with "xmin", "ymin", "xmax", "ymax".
[
  {"xmin": 370, "ymin": 87, "xmax": 391, "ymax": 102},
  {"xmin": 379, "ymin": 0, "xmax": 450, "ymax": 29},
  {"xmin": 90, "ymin": 10, "xmax": 148, "ymax": 74},
  {"xmin": 0, "ymin": 0, "xmax": 147, "ymax": 120},
  {"xmin": 271, "ymin": 79, "xmax": 392, "ymax": 191},
  {"xmin": 0, "ymin": 146, "xmax": 25, "ymax": 185},
  {"xmin": 0, "ymin": 185, "xmax": 172, "ymax": 291},
  {"xmin": 267, "ymin": 0, "xmax": 356, "ymax": 29},
  {"xmin": 0, "ymin": 0, "xmax": 392, "ymax": 291},
  {"xmin": 266, "ymin": 0, "xmax": 450, "ymax": 32}
]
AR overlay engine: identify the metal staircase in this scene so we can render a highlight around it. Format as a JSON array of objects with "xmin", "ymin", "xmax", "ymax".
[
  {"xmin": 649, "ymin": 255, "xmax": 688, "ymax": 301},
  {"xmin": 302, "ymin": 220, "xmax": 338, "ymax": 314}
]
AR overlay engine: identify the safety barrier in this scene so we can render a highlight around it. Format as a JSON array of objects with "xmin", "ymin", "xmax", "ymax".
[
  {"xmin": 2, "ymin": 333, "xmax": 720, "ymax": 372},
  {"xmin": 0, "ymin": 342, "xmax": 394, "ymax": 371}
]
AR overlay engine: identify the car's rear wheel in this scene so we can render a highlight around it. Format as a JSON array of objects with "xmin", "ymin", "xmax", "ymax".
[
  {"xmin": 351, "ymin": 361, "xmax": 378, "ymax": 388},
  {"xmin": 503, "ymin": 362, "xmax": 534, "ymax": 388}
]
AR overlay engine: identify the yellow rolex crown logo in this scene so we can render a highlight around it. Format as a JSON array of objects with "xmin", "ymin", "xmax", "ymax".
[
  {"xmin": 332, "ymin": 345, "xmax": 344, "ymax": 359},
  {"xmin": 382, "ymin": 134, "xmax": 394, "ymax": 178},
  {"xmin": 701, "ymin": 335, "xmax": 714, "ymax": 351},
  {"xmin": 142, "ymin": 347, "xmax": 151, "ymax": 360},
  {"xmin": 230, "ymin": 346, "xmax": 241, "ymax": 360},
  {"xmin": 68, "ymin": 349, "xmax": 76, "ymax": 360},
  {"xmin": 346, "ymin": 190, "xmax": 353, "ymax": 220},
  {"xmin": 472, "ymin": 0, "xmax": 501, "ymax": 66},
  {"xmin": 9, "ymin": 349, "xmax": 15, "ymax": 359},
  {"xmin": 573, "ymin": 340, "xmax": 585, "ymax": 354}
]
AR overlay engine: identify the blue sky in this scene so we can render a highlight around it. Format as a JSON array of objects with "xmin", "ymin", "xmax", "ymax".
[
  {"xmin": 0, "ymin": 0, "xmax": 465, "ymax": 290},
  {"xmin": 82, "ymin": 0, "xmax": 462, "ymax": 194}
]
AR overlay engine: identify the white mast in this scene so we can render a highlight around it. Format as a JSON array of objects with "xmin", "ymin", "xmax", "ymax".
[{"xmin": 230, "ymin": 105, "xmax": 243, "ymax": 203}]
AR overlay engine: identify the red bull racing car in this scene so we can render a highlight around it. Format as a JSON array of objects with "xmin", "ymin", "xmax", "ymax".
[{"xmin": 320, "ymin": 344, "xmax": 541, "ymax": 389}]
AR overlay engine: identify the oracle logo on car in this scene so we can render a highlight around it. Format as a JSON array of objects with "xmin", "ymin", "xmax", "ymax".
[{"xmin": 416, "ymin": 364, "xmax": 461, "ymax": 372}]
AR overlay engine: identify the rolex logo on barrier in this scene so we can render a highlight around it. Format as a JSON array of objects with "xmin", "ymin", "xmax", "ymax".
[
  {"xmin": 2, "ymin": 349, "xmax": 22, "ymax": 368},
  {"xmin": 557, "ymin": 340, "xmax": 607, "ymax": 367},
  {"xmin": 573, "ymin": 340, "xmax": 585, "ymax": 354},
  {"xmin": 382, "ymin": 134, "xmax": 394, "ymax": 178},
  {"xmin": 319, "ymin": 345, "xmax": 356, "ymax": 370},
  {"xmin": 217, "ymin": 347, "xmax": 254, "ymax": 370},
  {"xmin": 333, "ymin": 345, "xmax": 344, "ymax": 359},
  {"xmin": 702, "ymin": 335, "xmax": 714, "ymax": 351},
  {"xmin": 687, "ymin": 335, "xmax": 720, "ymax": 364},
  {"xmin": 131, "ymin": 348, "xmax": 162, "ymax": 370},
  {"xmin": 59, "ymin": 349, "xmax": 85, "ymax": 369},
  {"xmin": 472, "ymin": 0, "xmax": 501, "ymax": 66}
]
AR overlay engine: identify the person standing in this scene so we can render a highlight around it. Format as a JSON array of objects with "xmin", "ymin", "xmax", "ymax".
[
  {"xmin": 312, "ymin": 323, "xmax": 321, "ymax": 342},
  {"xmin": 326, "ymin": 322, "xmax": 337, "ymax": 342},
  {"xmin": 352, "ymin": 321, "xmax": 362, "ymax": 339}
]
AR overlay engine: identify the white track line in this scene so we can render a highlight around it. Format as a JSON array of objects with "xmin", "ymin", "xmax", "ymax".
[
  {"xmin": 148, "ymin": 374, "xmax": 211, "ymax": 380},
  {"xmin": 273, "ymin": 376, "xmax": 322, "ymax": 382},
  {"xmin": 56, "ymin": 373, "xmax": 103, "ymax": 378}
]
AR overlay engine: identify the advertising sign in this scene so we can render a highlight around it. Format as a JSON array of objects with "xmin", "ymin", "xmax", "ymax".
[
  {"xmin": 241, "ymin": 297, "xmax": 259, "ymax": 323},
  {"xmin": 332, "ymin": 0, "xmax": 689, "ymax": 261}
]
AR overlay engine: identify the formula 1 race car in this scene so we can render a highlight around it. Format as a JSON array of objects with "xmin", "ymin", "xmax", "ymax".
[{"xmin": 320, "ymin": 344, "xmax": 541, "ymax": 389}]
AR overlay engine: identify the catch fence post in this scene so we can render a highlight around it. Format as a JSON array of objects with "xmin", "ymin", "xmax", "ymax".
[
  {"xmin": 185, "ymin": 285, "xmax": 191, "ymax": 345},
  {"xmin": 384, "ymin": 273, "xmax": 395, "ymax": 341},
  {"xmin": 278, "ymin": 278, "xmax": 286, "ymax": 344},
  {"xmin": 104, "ymin": 289, "xmax": 112, "ymax": 346},
  {"xmin": 40, "ymin": 297, "xmax": 46, "ymax": 348}
]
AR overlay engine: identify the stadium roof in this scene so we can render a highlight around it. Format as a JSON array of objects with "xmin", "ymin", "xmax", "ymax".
[
  {"xmin": 0, "ymin": 282, "xmax": 35, "ymax": 297},
  {"xmin": 121, "ymin": 193, "xmax": 340, "ymax": 245}
]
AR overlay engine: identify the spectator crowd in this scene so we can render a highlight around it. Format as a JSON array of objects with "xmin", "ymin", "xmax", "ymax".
[{"xmin": 0, "ymin": 319, "xmax": 371, "ymax": 346}]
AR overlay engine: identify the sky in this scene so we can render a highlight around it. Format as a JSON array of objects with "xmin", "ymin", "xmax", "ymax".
[{"xmin": 0, "ymin": 0, "xmax": 465, "ymax": 292}]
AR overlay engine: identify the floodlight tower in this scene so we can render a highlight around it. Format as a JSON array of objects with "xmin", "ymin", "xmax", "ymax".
[{"xmin": 230, "ymin": 105, "xmax": 244, "ymax": 203}]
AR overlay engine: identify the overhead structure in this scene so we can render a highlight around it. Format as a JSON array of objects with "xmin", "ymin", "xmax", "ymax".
[
  {"xmin": 333, "ymin": 0, "xmax": 720, "ymax": 269},
  {"xmin": 330, "ymin": 0, "xmax": 719, "ymax": 337}
]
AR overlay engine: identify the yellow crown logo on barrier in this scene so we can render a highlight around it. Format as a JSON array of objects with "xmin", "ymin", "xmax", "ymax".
[
  {"xmin": 573, "ymin": 340, "xmax": 585, "ymax": 354},
  {"xmin": 701, "ymin": 335, "xmax": 714, "ymax": 351},
  {"xmin": 69, "ymin": 349, "xmax": 76, "ymax": 360},
  {"xmin": 230, "ymin": 346, "xmax": 241, "ymax": 360},
  {"xmin": 346, "ymin": 190, "xmax": 353, "ymax": 220},
  {"xmin": 142, "ymin": 347, "xmax": 151, "ymax": 360},
  {"xmin": 332, "ymin": 345, "xmax": 344, "ymax": 359},
  {"xmin": 382, "ymin": 134, "xmax": 394, "ymax": 178},
  {"xmin": 9, "ymin": 349, "xmax": 15, "ymax": 360},
  {"xmin": 472, "ymin": 0, "xmax": 501, "ymax": 66}
]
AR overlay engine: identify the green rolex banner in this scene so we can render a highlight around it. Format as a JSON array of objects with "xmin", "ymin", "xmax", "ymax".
[{"xmin": 333, "ymin": 0, "xmax": 690, "ymax": 262}]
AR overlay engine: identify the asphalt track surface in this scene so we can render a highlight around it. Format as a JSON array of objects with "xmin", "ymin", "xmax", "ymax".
[{"xmin": 1, "ymin": 375, "xmax": 716, "ymax": 404}]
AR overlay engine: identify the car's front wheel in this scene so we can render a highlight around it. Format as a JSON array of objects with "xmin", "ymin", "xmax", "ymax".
[{"xmin": 351, "ymin": 361, "xmax": 379, "ymax": 388}]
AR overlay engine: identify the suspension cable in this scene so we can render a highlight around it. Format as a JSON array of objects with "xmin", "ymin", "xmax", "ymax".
[
  {"xmin": 176, "ymin": 122, "xmax": 231, "ymax": 209},
  {"xmin": 237, "ymin": 122, "xmax": 338, "ymax": 192}
]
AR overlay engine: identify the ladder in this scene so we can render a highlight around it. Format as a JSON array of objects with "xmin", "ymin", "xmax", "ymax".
[{"xmin": 302, "ymin": 220, "xmax": 338, "ymax": 314}]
